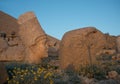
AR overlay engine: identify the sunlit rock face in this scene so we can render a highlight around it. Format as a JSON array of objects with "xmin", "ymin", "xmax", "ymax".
[
  {"xmin": 59, "ymin": 27, "xmax": 108, "ymax": 70},
  {"xmin": 0, "ymin": 11, "xmax": 25, "ymax": 61},
  {"xmin": 104, "ymin": 33, "xmax": 117, "ymax": 50},
  {"xmin": 0, "ymin": 11, "xmax": 18, "ymax": 35},
  {"xmin": 117, "ymin": 36, "xmax": 120, "ymax": 53},
  {"xmin": 0, "ymin": 11, "xmax": 60, "ymax": 63},
  {"xmin": 0, "ymin": 34, "xmax": 25, "ymax": 61},
  {"xmin": 18, "ymin": 12, "xmax": 48, "ymax": 64},
  {"xmin": 47, "ymin": 35, "xmax": 60, "ymax": 57}
]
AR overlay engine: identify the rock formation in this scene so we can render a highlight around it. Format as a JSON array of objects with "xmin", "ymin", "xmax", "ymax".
[
  {"xmin": 18, "ymin": 12, "xmax": 48, "ymax": 63},
  {"xmin": 0, "ymin": 33, "xmax": 25, "ymax": 61},
  {"xmin": 104, "ymin": 33, "xmax": 117, "ymax": 50},
  {"xmin": 116, "ymin": 36, "xmax": 120, "ymax": 53},
  {"xmin": 0, "ymin": 11, "xmax": 18, "ymax": 35},
  {"xmin": 96, "ymin": 34, "xmax": 117, "ymax": 56},
  {"xmin": 47, "ymin": 35, "xmax": 60, "ymax": 56},
  {"xmin": 1, "ymin": 11, "xmax": 119, "ymax": 70},
  {"xmin": 0, "ymin": 11, "xmax": 60, "ymax": 63},
  {"xmin": 0, "ymin": 11, "xmax": 25, "ymax": 61},
  {"xmin": 59, "ymin": 27, "xmax": 117, "ymax": 70}
]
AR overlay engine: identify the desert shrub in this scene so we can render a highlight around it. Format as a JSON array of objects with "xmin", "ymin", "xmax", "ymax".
[
  {"xmin": 93, "ymin": 66, "xmax": 106, "ymax": 80},
  {"xmin": 41, "ymin": 57, "xmax": 59, "ymax": 70},
  {"xmin": 115, "ymin": 66, "xmax": 120, "ymax": 74},
  {"xmin": 100, "ymin": 61, "xmax": 120, "ymax": 73},
  {"xmin": 6, "ymin": 63, "xmax": 54, "ymax": 84},
  {"xmin": 79, "ymin": 64, "xmax": 106, "ymax": 80},
  {"xmin": 68, "ymin": 74, "xmax": 81, "ymax": 84},
  {"xmin": 98, "ymin": 79, "xmax": 119, "ymax": 84},
  {"xmin": 6, "ymin": 62, "xmax": 80, "ymax": 84},
  {"xmin": 96, "ymin": 54, "xmax": 113, "ymax": 61},
  {"xmin": 52, "ymin": 73, "xmax": 67, "ymax": 84},
  {"xmin": 64, "ymin": 66, "xmax": 81, "ymax": 84}
]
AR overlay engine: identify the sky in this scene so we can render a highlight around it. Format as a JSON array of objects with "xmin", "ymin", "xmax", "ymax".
[{"xmin": 0, "ymin": 0, "xmax": 120, "ymax": 39}]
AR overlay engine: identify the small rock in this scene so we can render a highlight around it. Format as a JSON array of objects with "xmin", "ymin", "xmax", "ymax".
[
  {"xmin": 82, "ymin": 77, "xmax": 97, "ymax": 84},
  {"xmin": 108, "ymin": 71, "xmax": 118, "ymax": 79}
]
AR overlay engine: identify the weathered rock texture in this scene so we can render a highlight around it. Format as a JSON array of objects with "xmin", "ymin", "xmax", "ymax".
[
  {"xmin": 0, "ymin": 11, "xmax": 18, "ymax": 35},
  {"xmin": 59, "ymin": 27, "xmax": 117, "ymax": 70},
  {"xmin": 47, "ymin": 35, "xmax": 60, "ymax": 56},
  {"xmin": 116, "ymin": 36, "xmax": 120, "ymax": 53},
  {"xmin": 0, "ymin": 11, "xmax": 60, "ymax": 63},
  {"xmin": 0, "ymin": 11, "xmax": 25, "ymax": 61},
  {"xmin": 0, "ymin": 37, "xmax": 25, "ymax": 61},
  {"xmin": 108, "ymin": 71, "xmax": 118, "ymax": 79},
  {"xmin": 104, "ymin": 33, "xmax": 117, "ymax": 50},
  {"xmin": 18, "ymin": 12, "xmax": 48, "ymax": 63}
]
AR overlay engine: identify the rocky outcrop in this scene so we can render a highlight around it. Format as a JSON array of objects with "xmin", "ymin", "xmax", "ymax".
[
  {"xmin": 116, "ymin": 36, "xmax": 120, "ymax": 53},
  {"xmin": 0, "ymin": 36, "xmax": 25, "ymax": 61},
  {"xmin": 18, "ymin": 12, "xmax": 48, "ymax": 64},
  {"xmin": 59, "ymin": 27, "xmax": 113, "ymax": 70},
  {"xmin": 0, "ymin": 38, "xmax": 8, "ymax": 52},
  {"xmin": 0, "ymin": 11, "xmax": 61, "ymax": 63},
  {"xmin": 47, "ymin": 35, "xmax": 60, "ymax": 56},
  {"xmin": 1, "ymin": 11, "xmax": 119, "ymax": 68},
  {"xmin": 96, "ymin": 49, "xmax": 116, "ymax": 56},
  {"xmin": 0, "ymin": 11, "xmax": 18, "ymax": 35},
  {"xmin": 0, "ymin": 11, "xmax": 25, "ymax": 61},
  {"xmin": 104, "ymin": 33, "xmax": 117, "ymax": 50}
]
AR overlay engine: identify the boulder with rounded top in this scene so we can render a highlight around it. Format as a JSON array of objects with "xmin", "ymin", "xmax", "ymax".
[{"xmin": 59, "ymin": 27, "xmax": 107, "ymax": 70}]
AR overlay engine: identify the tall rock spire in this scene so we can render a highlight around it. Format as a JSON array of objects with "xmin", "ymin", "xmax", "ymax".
[{"xmin": 18, "ymin": 12, "xmax": 48, "ymax": 63}]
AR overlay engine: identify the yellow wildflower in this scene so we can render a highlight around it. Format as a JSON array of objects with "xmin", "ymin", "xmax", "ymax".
[
  {"xmin": 50, "ymin": 79, "xmax": 54, "ymax": 84},
  {"xmin": 34, "ymin": 77, "xmax": 37, "ymax": 81},
  {"xmin": 7, "ymin": 77, "xmax": 9, "ymax": 81},
  {"xmin": 21, "ymin": 77, "xmax": 24, "ymax": 80},
  {"xmin": 33, "ymin": 72, "xmax": 36, "ymax": 75},
  {"xmin": 44, "ymin": 72, "xmax": 52, "ymax": 79},
  {"xmin": 13, "ymin": 76, "xmax": 16, "ymax": 78},
  {"xmin": 16, "ymin": 81, "xmax": 19, "ymax": 84}
]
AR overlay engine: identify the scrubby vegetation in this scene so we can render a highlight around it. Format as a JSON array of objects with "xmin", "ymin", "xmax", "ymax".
[
  {"xmin": 5, "ymin": 62, "xmax": 81, "ymax": 84},
  {"xmin": 6, "ymin": 63, "xmax": 56, "ymax": 84},
  {"xmin": 3, "ymin": 54, "xmax": 120, "ymax": 84}
]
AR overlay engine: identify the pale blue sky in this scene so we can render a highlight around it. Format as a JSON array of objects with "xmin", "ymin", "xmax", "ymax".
[{"xmin": 0, "ymin": 0, "xmax": 120, "ymax": 39}]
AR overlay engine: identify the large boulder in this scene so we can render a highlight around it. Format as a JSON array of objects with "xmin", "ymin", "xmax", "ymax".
[
  {"xmin": 18, "ymin": 12, "xmax": 48, "ymax": 64},
  {"xmin": 59, "ymin": 27, "xmax": 108, "ymax": 70}
]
